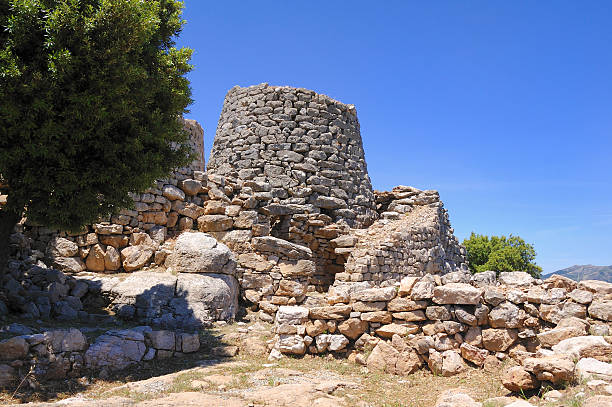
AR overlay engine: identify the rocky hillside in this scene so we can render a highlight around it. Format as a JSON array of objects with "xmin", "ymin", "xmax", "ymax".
[{"xmin": 550, "ymin": 265, "xmax": 612, "ymax": 282}]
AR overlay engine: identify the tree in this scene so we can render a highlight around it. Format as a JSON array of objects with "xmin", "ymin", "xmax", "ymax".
[
  {"xmin": 462, "ymin": 233, "xmax": 542, "ymax": 278},
  {"xmin": 0, "ymin": 0, "xmax": 193, "ymax": 277}
]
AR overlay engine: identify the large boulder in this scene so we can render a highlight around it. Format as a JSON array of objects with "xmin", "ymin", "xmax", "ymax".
[
  {"xmin": 164, "ymin": 232, "xmax": 236, "ymax": 275},
  {"xmin": 173, "ymin": 273, "xmax": 239, "ymax": 324},
  {"xmin": 111, "ymin": 271, "xmax": 177, "ymax": 311},
  {"xmin": 84, "ymin": 328, "xmax": 147, "ymax": 370}
]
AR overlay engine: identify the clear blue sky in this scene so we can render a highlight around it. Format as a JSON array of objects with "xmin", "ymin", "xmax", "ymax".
[{"xmin": 177, "ymin": 1, "xmax": 612, "ymax": 274}]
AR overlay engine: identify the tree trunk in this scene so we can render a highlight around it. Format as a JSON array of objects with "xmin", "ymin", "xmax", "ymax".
[{"xmin": 0, "ymin": 209, "xmax": 20, "ymax": 279}]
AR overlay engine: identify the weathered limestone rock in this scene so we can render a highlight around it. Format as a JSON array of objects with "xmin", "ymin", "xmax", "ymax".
[
  {"xmin": 375, "ymin": 323, "xmax": 418, "ymax": 338},
  {"xmin": 498, "ymin": 272, "xmax": 535, "ymax": 287},
  {"xmin": 537, "ymin": 326, "xmax": 584, "ymax": 348},
  {"xmin": 411, "ymin": 280, "xmax": 436, "ymax": 300},
  {"xmin": 277, "ymin": 334, "xmax": 306, "ymax": 355},
  {"xmin": 428, "ymin": 350, "xmax": 467, "ymax": 377},
  {"xmin": 367, "ymin": 340, "xmax": 399, "ymax": 374},
  {"xmin": 47, "ymin": 237, "xmax": 79, "ymax": 258},
  {"xmin": 398, "ymin": 276, "xmax": 419, "ymax": 296},
  {"xmin": 315, "ymin": 334, "xmax": 349, "ymax": 352},
  {"xmin": 44, "ymin": 328, "xmax": 87, "ymax": 353},
  {"xmin": 197, "ymin": 214, "xmax": 233, "ymax": 232},
  {"xmin": 120, "ymin": 245, "xmax": 154, "ymax": 272},
  {"xmin": 360, "ymin": 311, "xmax": 392, "ymax": 323},
  {"xmin": 488, "ymin": 302, "xmax": 522, "ymax": 329},
  {"xmin": 432, "ymin": 283, "xmax": 483, "ymax": 305},
  {"xmin": 111, "ymin": 271, "xmax": 177, "ymax": 309},
  {"xmin": 350, "ymin": 287, "xmax": 397, "ymax": 302},
  {"xmin": 309, "ymin": 305, "xmax": 352, "ymax": 320},
  {"xmin": 337, "ymin": 318, "xmax": 368, "ymax": 340},
  {"xmin": 502, "ymin": 366, "xmax": 540, "ymax": 392},
  {"xmin": 85, "ymin": 329, "xmax": 147, "ymax": 370},
  {"xmin": 164, "ymin": 232, "xmax": 236, "ymax": 275},
  {"xmin": 0, "ymin": 337, "xmax": 28, "ymax": 360},
  {"xmin": 387, "ymin": 297, "xmax": 428, "ymax": 312},
  {"xmin": 589, "ymin": 300, "xmax": 612, "ymax": 321},
  {"xmin": 578, "ymin": 280, "xmax": 612, "ymax": 294},
  {"xmin": 552, "ymin": 336, "xmax": 612, "ymax": 361},
  {"xmin": 482, "ymin": 328, "xmax": 518, "ymax": 352},
  {"xmin": 459, "ymin": 343, "xmax": 488, "ymax": 367},
  {"xmin": 162, "ymin": 184, "xmax": 185, "ymax": 201},
  {"xmin": 251, "ymin": 236, "xmax": 312, "ymax": 259},
  {"xmin": 104, "ymin": 246, "xmax": 121, "ymax": 271},
  {"xmin": 522, "ymin": 355, "xmax": 575, "ymax": 384},
  {"xmin": 145, "ymin": 330, "xmax": 175, "ymax": 350},
  {"xmin": 576, "ymin": 357, "xmax": 612, "ymax": 381},
  {"xmin": 275, "ymin": 306, "xmax": 310, "ymax": 325},
  {"xmin": 174, "ymin": 273, "xmax": 239, "ymax": 323},
  {"xmin": 51, "ymin": 256, "xmax": 86, "ymax": 273},
  {"xmin": 86, "ymin": 244, "xmax": 106, "ymax": 272}
]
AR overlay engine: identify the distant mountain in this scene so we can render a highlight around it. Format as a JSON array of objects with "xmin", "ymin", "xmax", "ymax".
[{"xmin": 549, "ymin": 265, "xmax": 612, "ymax": 282}]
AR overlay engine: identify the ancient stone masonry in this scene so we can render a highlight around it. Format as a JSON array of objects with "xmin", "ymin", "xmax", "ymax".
[
  {"xmin": 2, "ymin": 84, "xmax": 471, "ymax": 329},
  {"xmin": 337, "ymin": 186, "xmax": 468, "ymax": 286},
  {"xmin": 0, "ymin": 325, "xmax": 201, "ymax": 387},
  {"xmin": 271, "ymin": 272, "xmax": 612, "ymax": 386},
  {"xmin": 207, "ymin": 83, "xmax": 378, "ymax": 229}
]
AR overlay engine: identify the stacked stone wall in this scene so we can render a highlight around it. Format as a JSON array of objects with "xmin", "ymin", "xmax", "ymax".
[
  {"xmin": 335, "ymin": 186, "xmax": 468, "ymax": 286},
  {"xmin": 207, "ymin": 83, "xmax": 377, "ymax": 229},
  {"xmin": 0, "ymin": 325, "xmax": 201, "ymax": 387},
  {"xmin": 271, "ymin": 272, "xmax": 612, "ymax": 381}
]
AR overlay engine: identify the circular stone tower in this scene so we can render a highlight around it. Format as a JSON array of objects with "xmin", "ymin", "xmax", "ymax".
[{"xmin": 208, "ymin": 83, "xmax": 376, "ymax": 228}]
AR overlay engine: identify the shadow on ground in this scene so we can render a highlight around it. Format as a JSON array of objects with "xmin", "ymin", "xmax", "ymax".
[{"xmin": 1, "ymin": 278, "xmax": 243, "ymax": 405}]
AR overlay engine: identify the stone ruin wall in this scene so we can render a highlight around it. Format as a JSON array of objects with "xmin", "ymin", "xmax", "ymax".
[
  {"xmin": 2, "ymin": 84, "xmax": 469, "ymax": 328},
  {"xmin": 207, "ymin": 83, "xmax": 377, "ymax": 229}
]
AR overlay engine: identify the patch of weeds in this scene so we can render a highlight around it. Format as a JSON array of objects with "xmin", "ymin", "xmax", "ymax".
[
  {"xmin": 227, "ymin": 374, "xmax": 250, "ymax": 390},
  {"xmin": 565, "ymin": 395, "xmax": 583, "ymax": 407},
  {"xmin": 266, "ymin": 377, "xmax": 276, "ymax": 387}
]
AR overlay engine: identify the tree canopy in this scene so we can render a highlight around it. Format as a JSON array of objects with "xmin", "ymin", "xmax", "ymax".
[
  {"xmin": 462, "ymin": 233, "xmax": 542, "ymax": 278},
  {"xmin": 0, "ymin": 0, "xmax": 193, "ymax": 231}
]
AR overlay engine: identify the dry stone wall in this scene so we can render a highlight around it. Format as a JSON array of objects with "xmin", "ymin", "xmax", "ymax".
[
  {"xmin": 3, "ymin": 84, "xmax": 470, "ymax": 333},
  {"xmin": 271, "ymin": 272, "xmax": 612, "ymax": 382},
  {"xmin": 207, "ymin": 83, "xmax": 377, "ymax": 228},
  {"xmin": 336, "ymin": 186, "xmax": 468, "ymax": 286},
  {"xmin": 0, "ymin": 325, "xmax": 201, "ymax": 387}
]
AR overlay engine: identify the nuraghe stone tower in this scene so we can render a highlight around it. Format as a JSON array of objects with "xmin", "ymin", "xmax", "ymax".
[{"xmin": 207, "ymin": 83, "xmax": 378, "ymax": 228}]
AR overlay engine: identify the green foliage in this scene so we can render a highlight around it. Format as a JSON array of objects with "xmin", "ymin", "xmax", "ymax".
[
  {"xmin": 462, "ymin": 232, "xmax": 542, "ymax": 278},
  {"xmin": 0, "ymin": 0, "xmax": 193, "ymax": 231}
]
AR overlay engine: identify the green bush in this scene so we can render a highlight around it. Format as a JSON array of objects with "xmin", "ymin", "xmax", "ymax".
[
  {"xmin": 0, "ymin": 0, "xmax": 193, "ymax": 276},
  {"xmin": 462, "ymin": 233, "xmax": 542, "ymax": 278}
]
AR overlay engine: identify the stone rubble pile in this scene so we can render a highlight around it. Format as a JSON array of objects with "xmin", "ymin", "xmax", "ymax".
[
  {"xmin": 1, "ymin": 233, "xmax": 239, "ymax": 328},
  {"xmin": 269, "ymin": 271, "xmax": 612, "ymax": 385},
  {"xmin": 0, "ymin": 325, "xmax": 200, "ymax": 388}
]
